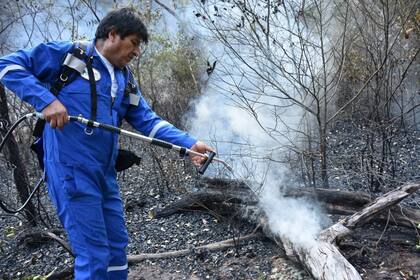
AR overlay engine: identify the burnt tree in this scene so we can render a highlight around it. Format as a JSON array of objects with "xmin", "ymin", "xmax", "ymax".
[{"xmin": 0, "ymin": 84, "xmax": 37, "ymax": 225}]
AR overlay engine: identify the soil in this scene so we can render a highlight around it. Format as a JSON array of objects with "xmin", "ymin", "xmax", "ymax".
[
  {"xmin": 0, "ymin": 121, "xmax": 419, "ymax": 279},
  {"xmin": 0, "ymin": 150, "xmax": 311, "ymax": 280},
  {"xmin": 341, "ymin": 224, "xmax": 420, "ymax": 280}
]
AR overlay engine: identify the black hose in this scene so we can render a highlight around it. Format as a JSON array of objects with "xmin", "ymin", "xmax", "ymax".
[
  {"xmin": 0, "ymin": 114, "xmax": 29, "ymax": 152},
  {"xmin": 0, "ymin": 177, "xmax": 44, "ymax": 214},
  {"xmin": 0, "ymin": 113, "xmax": 44, "ymax": 214}
]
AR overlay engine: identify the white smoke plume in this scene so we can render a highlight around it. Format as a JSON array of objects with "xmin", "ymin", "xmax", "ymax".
[
  {"xmin": 176, "ymin": 0, "xmax": 333, "ymax": 249},
  {"xmin": 189, "ymin": 82, "xmax": 328, "ymax": 248},
  {"xmin": 260, "ymin": 182, "xmax": 326, "ymax": 248}
]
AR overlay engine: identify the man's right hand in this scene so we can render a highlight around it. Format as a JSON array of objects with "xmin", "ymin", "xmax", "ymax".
[{"xmin": 41, "ymin": 100, "xmax": 69, "ymax": 129}]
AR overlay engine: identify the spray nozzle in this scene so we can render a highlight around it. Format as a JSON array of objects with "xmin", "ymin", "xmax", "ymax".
[{"xmin": 198, "ymin": 151, "xmax": 216, "ymax": 174}]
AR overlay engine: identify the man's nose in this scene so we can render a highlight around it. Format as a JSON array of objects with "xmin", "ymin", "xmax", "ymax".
[{"xmin": 133, "ymin": 47, "xmax": 140, "ymax": 57}]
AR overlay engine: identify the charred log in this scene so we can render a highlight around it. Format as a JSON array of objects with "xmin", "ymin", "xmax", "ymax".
[
  {"xmin": 152, "ymin": 180, "xmax": 419, "ymax": 280},
  {"xmin": 149, "ymin": 188, "xmax": 256, "ymax": 219},
  {"xmin": 151, "ymin": 180, "xmax": 418, "ymax": 229}
]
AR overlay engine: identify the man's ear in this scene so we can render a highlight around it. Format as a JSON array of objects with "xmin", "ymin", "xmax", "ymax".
[{"xmin": 108, "ymin": 28, "xmax": 118, "ymax": 42}]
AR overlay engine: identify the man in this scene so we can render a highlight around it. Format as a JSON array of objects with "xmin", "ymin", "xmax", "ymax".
[{"xmin": 0, "ymin": 7, "xmax": 212, "ymax": 279}]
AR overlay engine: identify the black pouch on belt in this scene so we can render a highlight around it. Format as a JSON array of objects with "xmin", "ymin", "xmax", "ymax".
[{"xmin": 115, "ymin": 149, "xmax": 142, "ymax": 172}]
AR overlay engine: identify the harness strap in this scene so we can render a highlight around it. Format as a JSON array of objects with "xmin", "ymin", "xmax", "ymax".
[
  {"xmin": 62, "ymin": 52, "xmax": 86, "ymax": 74},
  {"xmin": 33, "ymin": 41, "xmax": 96, "ymax": 137},
  {"xmin": 85, "ymin": 56, "xmax": 97, "ymax": 128},
  {"xmin": 73, "ymin": 42, "xmax": 97, "ymax": 126}
]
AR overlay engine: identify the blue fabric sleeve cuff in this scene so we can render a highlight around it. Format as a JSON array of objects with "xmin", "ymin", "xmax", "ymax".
[
  {"xmin": 184, "ymin": 136, "xmax": 198, "ymax": 149},
  {"xmin": 35, "ymin": 92, "xmax": 57, "ymax": 112}
]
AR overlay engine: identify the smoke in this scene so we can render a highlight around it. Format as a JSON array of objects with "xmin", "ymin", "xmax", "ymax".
[
  {"xmin": 190, "ymin": 84, "xmax": 327, "ymax": 248},
  {"xmin": 260, "ymin": 181, "xmax": 327, "ymax": 248},
  {"xmin": 189, "ymin": 80, "xmax": 328, "ymax": 248},
  {"xmin": 177, "ymin": 0, "xmax": 333, "ymax": 249}
]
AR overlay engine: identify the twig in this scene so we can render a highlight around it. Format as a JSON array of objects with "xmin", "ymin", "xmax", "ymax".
[
  {"xmin": 45, "ymin": 231, "xmax": 74, "ymax": 257},
  {"xmin": 18, "ymin": 230, "xmax": 73, "ymax": 257},
  {"xmin": 46, "ymin": 266, "xmax": 73, "ymax": 280},
  {"xmin": 153, "ymin": 0, "xmax": 180, "ymax": 21},
  {"xmin": 80, "ymin": 0, "xmax": 100, "ymax": 22},
  {"xmin": 127, "ymin": 232, "xmax": 260, "ymax": 263},
  {"xmin": 375, "ymin": 210, "xmax": 391, "ymax": 248}
]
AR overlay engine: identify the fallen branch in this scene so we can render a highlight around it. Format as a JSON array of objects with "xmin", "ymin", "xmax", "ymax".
[
  {"xmin": 43, "ymin": 231, "xmax": 260, "ymax": 277},
  {"xmin": 44, "ymin": 231, "xmax": 73, "ymax": 257},
  {"xmin": 128, "ymin": 231, "xmax": 260, "ymax": 263},
  {"xmin": 340, "ymin": 182, "xmax": 420, "ymax": 231},
  {"xmin": 46, "ymin": 266, "xmax": 73, "ymax": 280},
  {"xmin": 17, "ymin": 230, "xmax": 73, "ymax": 256},
  {"xmin": 201, "ymin": 181, "xmax": 420, "ymax": 280},
  {"xmin": 299, "ymin": 182, "xmax": 420, "ymax": 279}
]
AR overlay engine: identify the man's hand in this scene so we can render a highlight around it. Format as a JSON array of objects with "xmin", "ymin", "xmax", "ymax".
[
  {"xmin": 41, "ymin": 100, "xmax": 69, "ymax": 129},
  {"xmin": 189, "ymin": 141, "xmax": 214, "ymax": 166}
]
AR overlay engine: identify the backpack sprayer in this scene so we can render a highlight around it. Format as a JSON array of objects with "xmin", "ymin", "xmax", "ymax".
[{"xmin": 0, "ymin": 112, "xmax": 233, "ymax": 214}]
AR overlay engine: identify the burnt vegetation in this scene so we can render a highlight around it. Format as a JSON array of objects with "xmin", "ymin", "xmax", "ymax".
[{"xmin": 0, "ymin": 0, "xmax": 419, "ymax": 279}]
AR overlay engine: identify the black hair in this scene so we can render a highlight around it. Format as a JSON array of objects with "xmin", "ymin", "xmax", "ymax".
[{"xmin": 95, "ymin": 7, "xmax": 149, "ymax": 43}]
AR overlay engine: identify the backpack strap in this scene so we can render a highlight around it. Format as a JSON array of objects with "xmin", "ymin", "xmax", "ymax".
[
  {"xmin": 78, "ymin": 42, "xmax": 97, "ymax": 133},
  {"xmin": 51, "ymin": 41, "xmax": 92, "ymax": 95},
  {"xmin": 123, "ymin": 67, "xmax": 140, "ymax": 106},
  {"xmin": 33, "ymin": 41, "xmax": 97, "ymax": 137}
]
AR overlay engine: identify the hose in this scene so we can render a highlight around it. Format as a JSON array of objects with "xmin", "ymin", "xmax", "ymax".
[{"xmin": 0, "ymin": 112, "xmax": 43, "ymax": 214}]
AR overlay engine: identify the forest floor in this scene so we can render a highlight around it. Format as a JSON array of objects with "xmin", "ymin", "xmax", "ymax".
[
  {"xmin": 0, "ymin": 159, "xmax": 311, "ymax": 280},
  {"xmin": 0, "ymin": 158, "xmax": 418, "ymax": 280},
  {"xmin": 0, "ymin": 121, "xmax": 419, "ymax": 279}
]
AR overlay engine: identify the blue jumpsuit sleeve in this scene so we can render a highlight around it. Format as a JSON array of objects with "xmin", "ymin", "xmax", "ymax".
[
  {"xmin": 125, "ymin": 89, "xmax": 197, "ymax": 149},
  {"xmin": 0, "ymin": 41, "xmax": 73, "ymax": 112}
]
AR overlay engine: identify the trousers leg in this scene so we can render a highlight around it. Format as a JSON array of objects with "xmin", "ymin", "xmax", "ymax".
[
  {"xmin": 103, "ymin": 173, "xmax": 129, "ymax": 279},
  {"xmin": 46, "ymin": 163, "xmax": 111, "ymax": 280}
]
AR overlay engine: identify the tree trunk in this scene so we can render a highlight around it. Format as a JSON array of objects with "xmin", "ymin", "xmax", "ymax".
[
  {"xmin": 320, "ymin": 126, "xmax": 329, "ymax": 188},
  {"xmin": 0, "ymin": 84, "xmax": 36, "ymax": 225}
]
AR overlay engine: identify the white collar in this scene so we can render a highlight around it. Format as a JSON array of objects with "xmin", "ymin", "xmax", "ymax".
[{"xmin": 95, "ymin": 47, "xmax": 114, "ymax": 72}]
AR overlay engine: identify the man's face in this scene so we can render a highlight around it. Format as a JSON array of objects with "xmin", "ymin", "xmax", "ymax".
[{"xmin": 106, "ymin": 31, "xmax": 141, "ymax": 68}]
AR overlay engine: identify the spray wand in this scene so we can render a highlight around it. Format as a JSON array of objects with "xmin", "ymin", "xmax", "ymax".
[
  {"xmin": 26, "ymin": 112, "xmax": 232, "ymax": 173},
  {"xmin": 54, "ymin": 115, "xmax": 259, "ymax": 199},
  {"xmin": 64, "ymin": 113, "xmax": 233, "ymax": 174}
]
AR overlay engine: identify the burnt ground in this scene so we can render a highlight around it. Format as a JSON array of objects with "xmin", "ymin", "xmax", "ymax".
[
  {"xmin": 0, "ymin": 153, "xmax": 418, "ymax": 280},
  {"xmin": 0, "ymin": 149, "xmax": 311, "ymax": 280},
  {"xmin": 341, "ymin": 224, "xmax": 420, "ymax": 280},
  {"xmin": 0, "ymin": 120, "xmax": 419, "ymax": 279}
]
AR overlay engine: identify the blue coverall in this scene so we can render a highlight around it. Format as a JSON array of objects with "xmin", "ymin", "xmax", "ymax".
[{"xmin": 0, "ymin": 41, "xmax": 197, "ymax": 279}]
